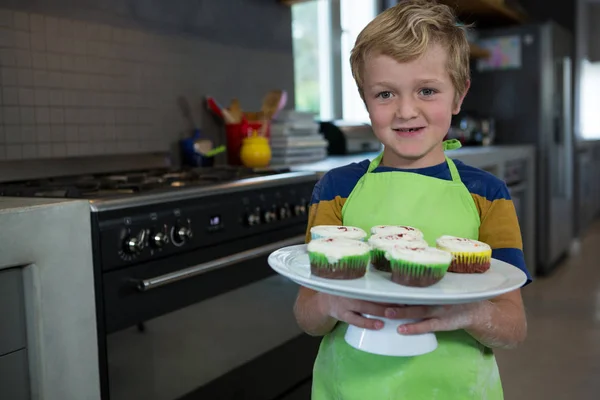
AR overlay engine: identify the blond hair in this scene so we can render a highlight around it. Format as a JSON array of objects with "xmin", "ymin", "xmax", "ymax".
[{"xmin": 350, "ymin": 0, "xmax": 470, "ymax": 104}]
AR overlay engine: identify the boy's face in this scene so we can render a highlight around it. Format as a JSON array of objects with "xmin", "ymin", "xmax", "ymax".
[{"xmin": 362, "ymin": 43, "xmax": 467, "ymax": 168}]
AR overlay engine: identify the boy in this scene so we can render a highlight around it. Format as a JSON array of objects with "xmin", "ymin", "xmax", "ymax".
[{"xmin": 293, "ymin": 1, "xmax": 530, "ymax": 399}]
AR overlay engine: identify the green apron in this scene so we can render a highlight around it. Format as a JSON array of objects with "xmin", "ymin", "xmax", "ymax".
[{"xmin": 311, "ymin": 143, "xmax": 503, "ymax": 399}]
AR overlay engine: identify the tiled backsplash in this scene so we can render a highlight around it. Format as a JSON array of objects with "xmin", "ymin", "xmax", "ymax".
[{"xmin": 0, "ymin": 7, "xmax": 294, "ymax": 162}]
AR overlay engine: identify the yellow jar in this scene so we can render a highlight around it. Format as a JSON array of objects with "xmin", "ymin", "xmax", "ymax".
[{"xmin": 240, "ymin": 136, "xmax": 271, "ymax": 168}]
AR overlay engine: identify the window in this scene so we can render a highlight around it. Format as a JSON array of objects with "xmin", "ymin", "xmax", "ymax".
[
  {"xmin": 292, "ymin": 0, "xmax": 378, "ymax": 123},
  {"xmin": 340, "ymin": 0, "xmax": 378, "ymax": 122},
  {"xmin": 580, "ymin": 59, "xmax": 600, "ymax": 139}
]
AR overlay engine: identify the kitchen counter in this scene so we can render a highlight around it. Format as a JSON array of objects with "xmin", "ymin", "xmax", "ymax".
[
  {"xmin": 291, "ymin": 145, "xmax": 534, "ymax": 175},
  {"xmin": 0, "ymin": 198, "xmax": 100, "ymax": 400},
  {"xmin": 292, "ymin": 144, "xmax": 538, "ymax": 276}
]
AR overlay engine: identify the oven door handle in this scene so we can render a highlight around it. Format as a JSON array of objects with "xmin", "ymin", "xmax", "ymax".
[{"xmin": 137, "ymin": 234, "xmax": 306, "ymax": 292}]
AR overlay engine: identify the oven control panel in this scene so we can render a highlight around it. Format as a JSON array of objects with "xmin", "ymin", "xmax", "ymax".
[{"xmin": 97, "ymin": 180, "xmax": 317, "ymax": 270}]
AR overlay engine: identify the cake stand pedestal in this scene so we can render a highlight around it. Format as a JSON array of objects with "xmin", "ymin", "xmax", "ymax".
[{"xmin": 344, "ymin": 316, "xmax": 437, "ymax": 356}]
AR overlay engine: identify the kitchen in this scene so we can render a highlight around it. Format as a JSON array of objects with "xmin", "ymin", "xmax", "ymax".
[{"xmin": 1, "ymin": 0, "xmax": 600, "ymax": 399}]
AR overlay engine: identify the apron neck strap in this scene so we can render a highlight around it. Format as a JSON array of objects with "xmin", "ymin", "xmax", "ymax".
[
  {"xmin": 443, "ymin": 139, "xmax": 462, "ymax": 182},
  {"xmin": 445, "ymin": 157, "xmax": 461, "ymax": 182},
  {"xmin": 367, "ymin": 153, "xmax": 384, "ymax": 173}
]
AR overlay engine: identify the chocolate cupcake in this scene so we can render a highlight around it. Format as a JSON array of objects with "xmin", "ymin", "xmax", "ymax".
[
  {"xmin": 307, "ymin": 237, "xmax": 370, "ymax": 279},
  {"xmin": 386, "ymin": 246, "xmax": 452, "ymax": 287},
  {"xmin": 310, "ymin": 225, "xmax": 367, "ymax": 241},
  {"xmin": 367, "ymin": 233, "xmax": 428, "ymax": 272},
  {"xmin": 370, "ymin": 225, "xmax": 424, "ymax": 240},
  {"xmin": 436, "ymin": 235, "xmax": 492, "ymax": 273}
]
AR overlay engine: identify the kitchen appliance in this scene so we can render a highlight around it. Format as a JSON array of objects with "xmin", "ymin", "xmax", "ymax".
[
  {"xmin": 320, "ymin": 120, "xmax": 382, "ymax": 155},
  {"xmin": 0, "ymin": 166, "xmax": 321, "ymax": 400},
  {"xmin": 463, "ymin": 21, "xmax": 574, "ymax": 276},
  {"xmin": 447, "ymin": 112, "xmax": 496, "ymax": 146}
]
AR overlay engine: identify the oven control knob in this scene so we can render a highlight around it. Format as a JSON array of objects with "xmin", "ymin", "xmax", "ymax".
[
  {"xmin": 175, "ymin": 226, "xmax": 193, "ymax": 242},
  {"xmin": 150, "ymin": 231, "xmax": 167, "ymax": 248},
  {"xmin": 279, "ymin": 204, "xmax": 291, "ymax": 220},
  {"xmin": 264, "ymin": 210, "xmax": 277, "ymax": 223},
  {"xmin": 246, "ymin": 212, "xmax": 261, "ymax": 226},
  {"xmin": 124, "ymin": 230, "xmax": 146, "ymax": 254},
  {"xmin": 245, "ymin": 207, "xmax": 261, "ymax": 226},
  {"xmin": 294, "ymin": 203, "xmax": 307, "ymax": 216}
]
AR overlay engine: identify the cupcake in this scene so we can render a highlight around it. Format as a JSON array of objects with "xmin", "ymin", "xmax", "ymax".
[
  {"xmin": 367, "ymin": 234, "xmax": 428, "ymax": 272},
  {"xmin": 386, "ymin": 246, "xmax": 452, "ymax": 287},
  {"xmin": 307, "ymin": 237, "xmax": 371, "ymax": 279},
  {"xmin": 435, "ymin": 235, "xmax": 492, "ymax": 273},
  {"xmin": 370, "ymin": 225, "xmax": 424, "ymax": 240},
  {"xmin": 310, "ymin": 225, "xmax": 367, "ymax": 241}
]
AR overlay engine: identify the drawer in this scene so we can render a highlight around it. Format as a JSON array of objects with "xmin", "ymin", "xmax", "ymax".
[
  {"xmin": 0, "ymin": 349, "xmax": 30, "ymax": 400},
  {"xmin": 0, "ymin": 268, "xmax": 27, "ymax": 356}
]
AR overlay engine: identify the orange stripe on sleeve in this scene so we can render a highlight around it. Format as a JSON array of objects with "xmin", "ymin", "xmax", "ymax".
[
  {"xmin": 476, "ymin": 195, "xmax": 523, "ymax": 250},
  {"xmin": 304, "ymin": 197, "xmax": 346, "ymax": 243}
]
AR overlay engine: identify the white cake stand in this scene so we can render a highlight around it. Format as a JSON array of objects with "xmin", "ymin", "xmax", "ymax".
[{"xmin": 268, "ymin": 244, "xmax": 527, "ymax": 357}]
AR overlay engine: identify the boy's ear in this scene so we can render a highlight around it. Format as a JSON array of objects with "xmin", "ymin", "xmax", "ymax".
[{"xmin": 452, "ymin": 79, "xmax": 470, "ymax": 115}]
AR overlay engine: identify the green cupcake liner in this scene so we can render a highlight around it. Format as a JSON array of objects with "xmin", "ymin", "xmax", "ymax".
[
  {"xmin": 389, "ymin": 259, "xmax": 450, "ymax": 287},
  {"xmin": 370, "ymin": 249, "xmax": 391, "ymax": 272},
  {"xmin": 309, "ymin": 251, "xmax": 369, "ymax": 279}
]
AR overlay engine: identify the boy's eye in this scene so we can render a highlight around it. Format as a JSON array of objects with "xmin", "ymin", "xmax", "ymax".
[
  {"xmin": 376, "ymin": 91, "xmax": 393, "ymax": 99},
  {"xmin": 419, "ymin": 88, "xmax": 436, "ymax": 96}
]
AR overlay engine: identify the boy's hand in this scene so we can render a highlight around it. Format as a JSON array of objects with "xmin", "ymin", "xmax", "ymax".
[
  {"xmin": 383, "ymin": 290, "xmax": 526, "ymax": 349},
  {"xmin": 384, "ymin": 303, "xmax": 483, "ymax": 334},
  {"xmin": 318, "ymin": 293, "xmax": 390, "ymax": 330}
]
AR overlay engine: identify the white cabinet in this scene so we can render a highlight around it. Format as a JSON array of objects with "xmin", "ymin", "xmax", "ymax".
[{"xmin": 0, "ymin": 268, "xmax": 30, "ymax": 400}]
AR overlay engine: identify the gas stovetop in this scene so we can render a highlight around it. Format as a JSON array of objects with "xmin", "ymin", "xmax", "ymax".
[
  {"xmin": 0, "ymin": 166, "xmax": 319, "ymax": 212},
  {"xmin": 0, "ymin": 166, "xmax": 305, "ymax": 199}
]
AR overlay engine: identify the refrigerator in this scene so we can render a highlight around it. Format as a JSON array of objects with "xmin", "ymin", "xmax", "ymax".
[{"xmin": 462, "ymin": 22, "xmax": 574, "ymax": 276}]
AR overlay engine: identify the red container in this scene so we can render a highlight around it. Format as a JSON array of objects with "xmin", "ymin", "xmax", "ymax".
[{"xmin": 225, "ymin": 121, "xmax": 270, "ymax": 166}]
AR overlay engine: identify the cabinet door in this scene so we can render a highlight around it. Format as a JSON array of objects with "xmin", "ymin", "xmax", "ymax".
[
  {"xmin": 0, "ymin": 349, "xmax": 31, "ymax": 400},
  {"xmin": 0, "ymin": 268, "xmax": 27, "ymax": 356}
]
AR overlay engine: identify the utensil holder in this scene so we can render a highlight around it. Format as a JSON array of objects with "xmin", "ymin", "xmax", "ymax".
[{"xmin": 225, "ymin": 121, "xmax": 270, "ymax": 166}]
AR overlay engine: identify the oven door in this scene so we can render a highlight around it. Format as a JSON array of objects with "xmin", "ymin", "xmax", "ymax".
[{"xmin": 102, "ymin": 231, "xmax": 321, "ymax": 400}]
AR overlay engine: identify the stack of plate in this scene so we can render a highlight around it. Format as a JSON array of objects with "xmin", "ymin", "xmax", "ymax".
[{"xmin": 270, "ymin": 111, "xmax": 328, "ymax": 166}]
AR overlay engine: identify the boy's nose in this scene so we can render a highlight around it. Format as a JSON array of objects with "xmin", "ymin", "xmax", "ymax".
[{"xmin": 394, "ymin": 98, "xmax": 419, "ymax": 120}]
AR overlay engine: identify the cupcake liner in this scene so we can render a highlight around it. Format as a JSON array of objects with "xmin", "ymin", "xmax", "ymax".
[
  {"xmin": 389, "ymin": 259, "xmax": 449, "ymax": 287},
  {"xmin": 308, "ymin": 252, "xmax": 369, "ymax": 279},
  {"xmin": 370, "ymin": 249, "xmax": 391, "ymax": 272},
  {"xmin": 445, "ymin": 250, "xmax": 491, "ymax": 274}
]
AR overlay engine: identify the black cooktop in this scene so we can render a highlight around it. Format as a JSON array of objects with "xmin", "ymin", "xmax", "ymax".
[{"xmin": 0, "ymin": 166, "xmax": 293, "ymax": 199}]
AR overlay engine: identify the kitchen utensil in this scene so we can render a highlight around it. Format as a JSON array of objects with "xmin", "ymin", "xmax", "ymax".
[
  {"xmin": 260, "ymin": 90, "xmax": 287, "ymax": 136},
  {"xmin": 228, "ymin": 98, "xmax": 243, "ymax": 123},
  {"xmin": 206, "ymin": 96, "xmax": 235, "ymax": 124},
  {"xmin": 177, "ymin": 96, "xmax": 198, "ymax": 133}
]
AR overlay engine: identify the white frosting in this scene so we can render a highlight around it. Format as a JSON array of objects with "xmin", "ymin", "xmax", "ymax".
[
  {"xmin": 436, "ymin": 235, "xmax": 491, "ymax": 252},
  {"xmin": 307, "ymin": 237, "xmax": 370, "ymax": 263},
  {"xmin": 370, "ymin": 225, "xmax": 424, "ymax": 239},
  {"xmin": 368, "ymin": 234, "xmax": 428, "ymax": 251},
  {"xmin": 386, "ymin": 246, "xmax": 452, "ymax": 264},
  {"xmin": 310, "ymin": 225, "xmax": 367, "ymax": 240}
]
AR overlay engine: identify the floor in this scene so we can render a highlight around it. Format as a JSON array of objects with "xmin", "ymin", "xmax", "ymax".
[{"xmin": 495, "ymin": 219, "xmax": 600, "ymax": 400}]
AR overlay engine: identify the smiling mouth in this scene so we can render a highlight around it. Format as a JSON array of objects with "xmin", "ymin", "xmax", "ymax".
[{"xmin": 394, "ymin": 127, "xmax": 425, "ymax": 133}]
